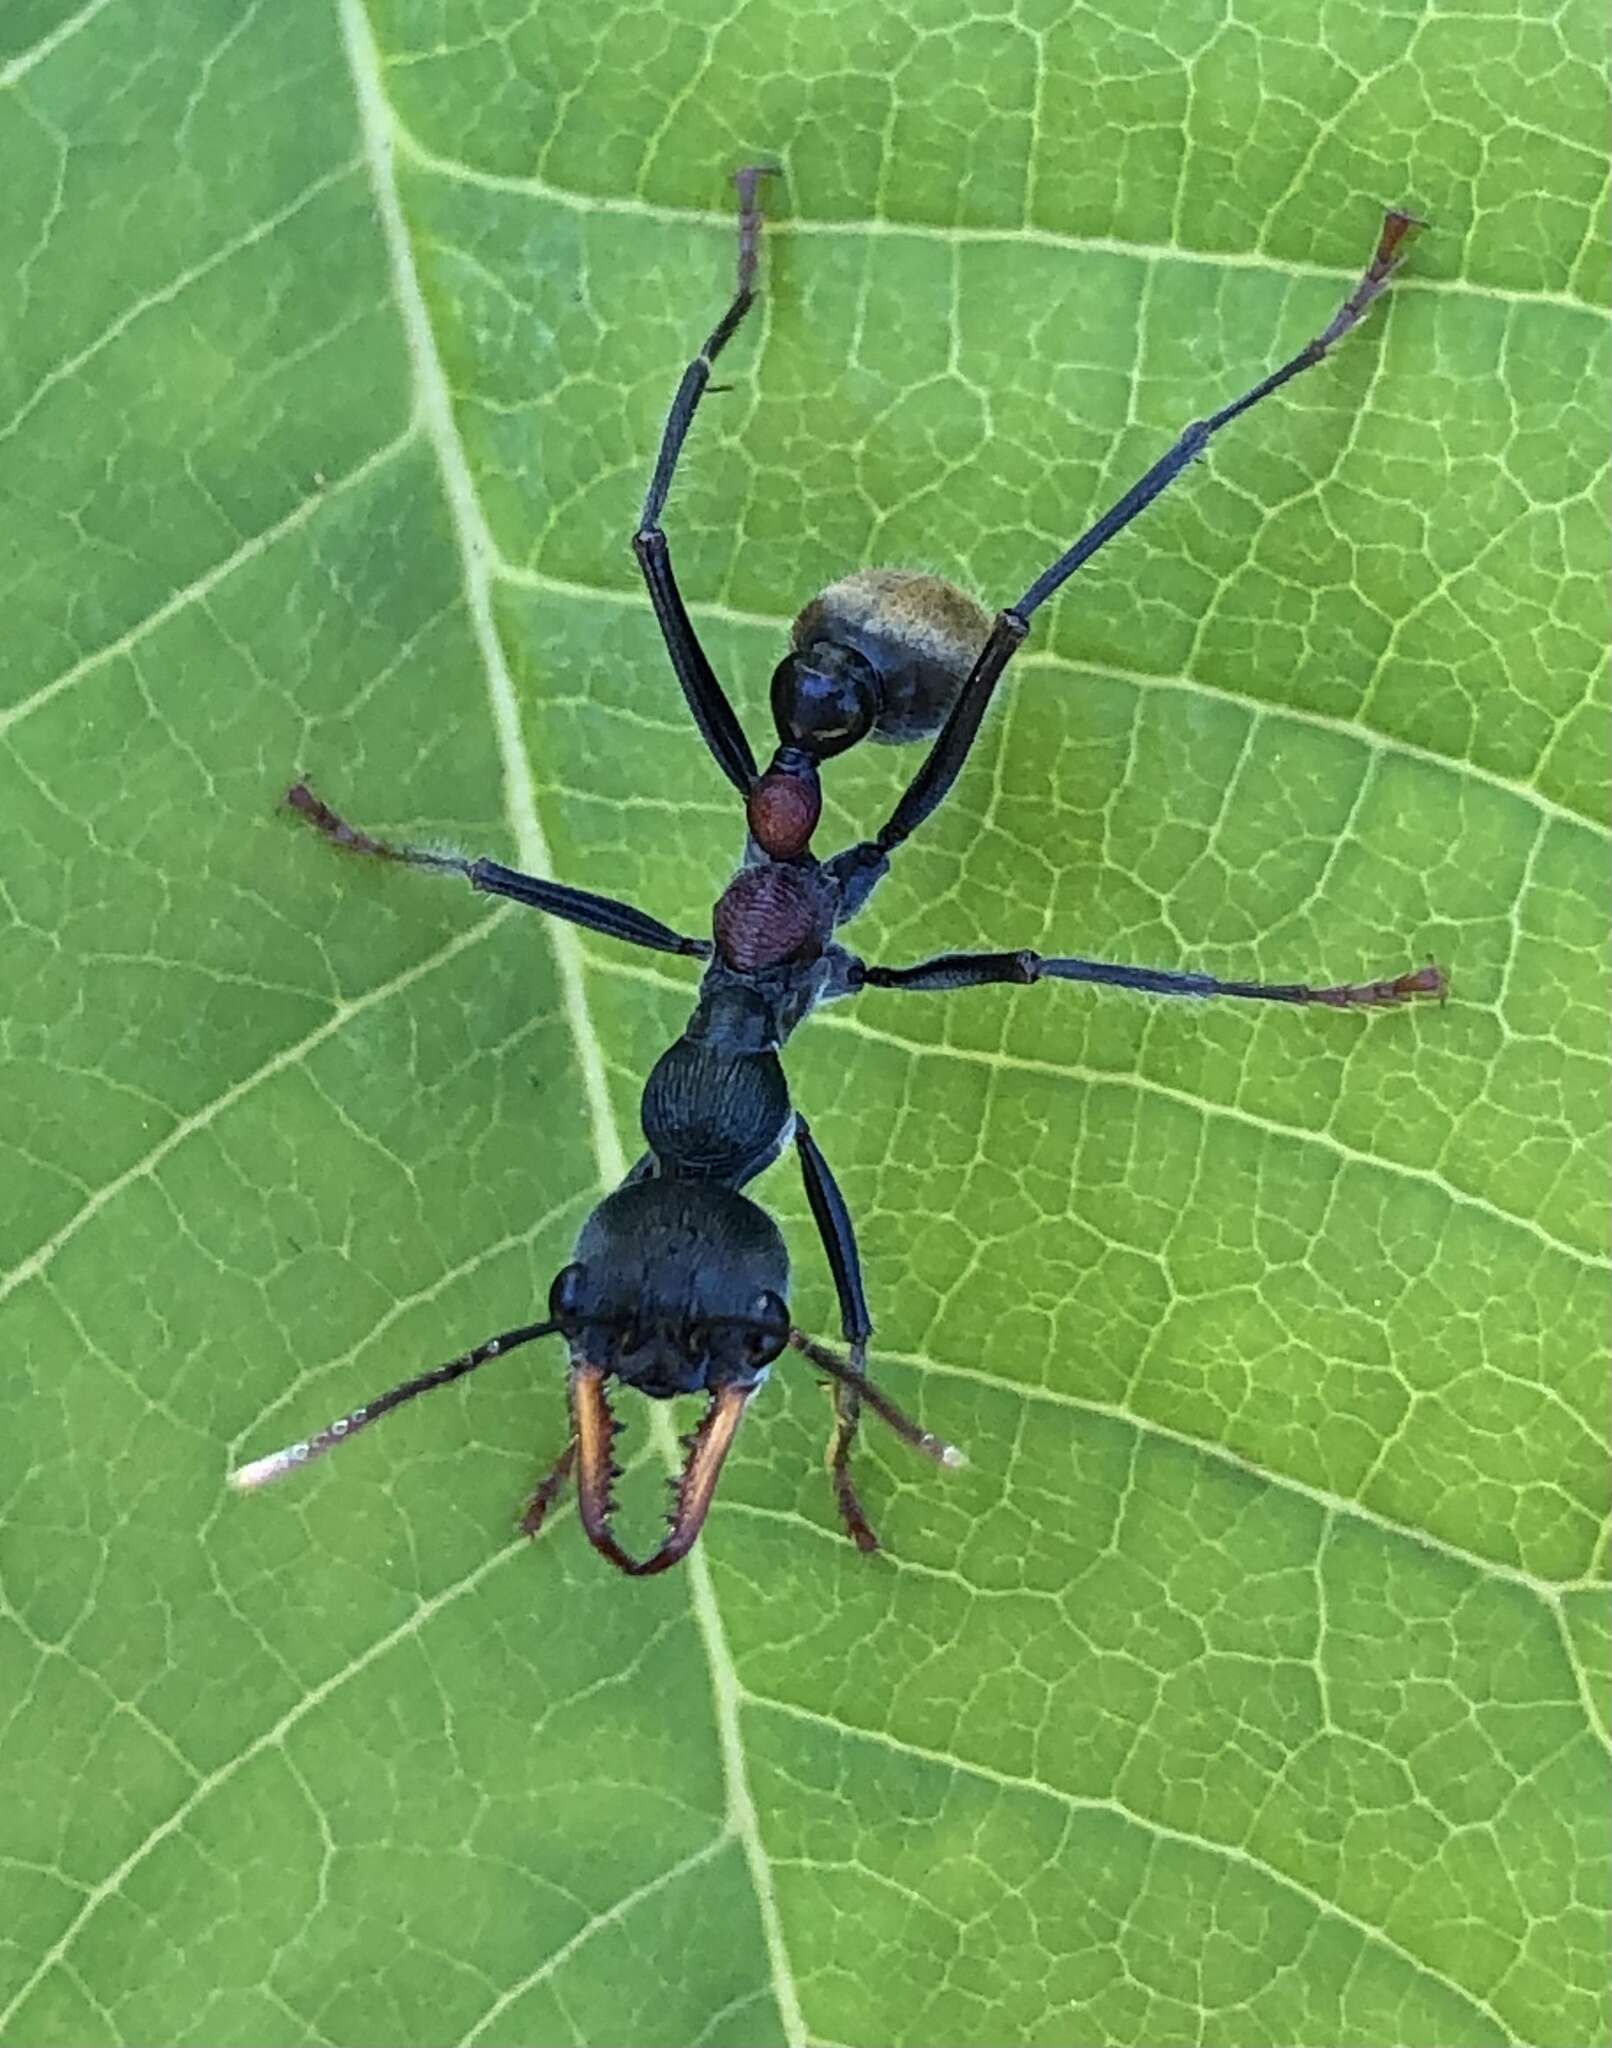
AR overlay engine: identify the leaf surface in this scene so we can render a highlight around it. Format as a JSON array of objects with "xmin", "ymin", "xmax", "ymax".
[{"xmin": 0, "ymin": 3, "xmax": 1606, "ymax": 2045}]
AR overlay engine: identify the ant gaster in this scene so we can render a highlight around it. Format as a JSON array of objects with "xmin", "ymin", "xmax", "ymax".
[{"xmin": 232, "ymin": 170, "xmax": 1443, "ymax": 1575}]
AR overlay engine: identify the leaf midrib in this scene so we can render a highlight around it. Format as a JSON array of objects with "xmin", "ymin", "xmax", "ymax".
[{"xmin": 336, "ymin": 2, "xmax": 808, "ymax": 2039}]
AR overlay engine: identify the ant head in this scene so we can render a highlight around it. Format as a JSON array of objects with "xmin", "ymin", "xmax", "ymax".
[
  {"xmin": 232, "ymin": 1155, "xmax": 960, "ymax": 1580},
  {"xmin": 768, "ymin": 639, "xmax": 879, "ymax": 760},
  {"xmin": 550, "ymin": 1178, "xmax": 790, "ymax": 1398}
]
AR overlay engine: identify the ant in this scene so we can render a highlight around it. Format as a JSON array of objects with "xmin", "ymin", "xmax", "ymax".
[{"xmin": 232, "ymin": 170, "xmax": 1442, "ymax": 1576}]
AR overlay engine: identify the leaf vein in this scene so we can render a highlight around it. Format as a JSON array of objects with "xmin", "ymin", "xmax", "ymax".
[
  {"xmin": 390, "ymin": 125, "xmax": 1609, "ymax": 323},
  {"xmin": 503, "ymin": 568, "xmax": 1611, "ymax": 845},
  {"xmin": 744, "ymin": 1691, "xmax": 1527, "ymax": 2048},
  {"xmin": 0, "ymin": 427, "xmax": 419, "ymax": 741}
]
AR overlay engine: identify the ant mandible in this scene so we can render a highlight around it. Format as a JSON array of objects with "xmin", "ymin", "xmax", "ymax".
[{"xmin": 233, "ymin": 170, "xmax": 1443, "ymax": 1575}]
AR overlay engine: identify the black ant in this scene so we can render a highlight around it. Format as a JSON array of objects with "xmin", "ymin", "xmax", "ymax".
[{"xmin": 232, "ymin": 170, "xmax": 1443, "ymax": 1575}]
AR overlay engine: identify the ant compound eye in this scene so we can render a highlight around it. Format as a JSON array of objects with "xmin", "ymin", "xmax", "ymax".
[
  {"xmin": 548, "ymin": 1263, "xmax": 587, "ymax": 1325},
  {"xmin": 769, "ymin": 643, "xmax": 878, "ymax": 759},
  {"xmin": 746, "ymin": 1290, "xmax": 789, "ymax": 1365}
]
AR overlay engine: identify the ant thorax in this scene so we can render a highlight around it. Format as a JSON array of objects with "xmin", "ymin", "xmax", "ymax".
[
  {"xmin": 640, "ymin": 1028, "xmax": 792, "ymax": 1187},
  {"xmin": 711, "ymin": 859, "xmax": 832, "ymax": 974}
]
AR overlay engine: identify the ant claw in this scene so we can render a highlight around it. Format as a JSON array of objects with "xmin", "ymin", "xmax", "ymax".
[{"xmin": 1411, "ymin": 963, "xmax": 1449, "ymax": 1002}]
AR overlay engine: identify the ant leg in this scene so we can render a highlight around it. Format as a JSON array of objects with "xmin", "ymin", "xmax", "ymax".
[
  {"xmin": 795, "ymin": 1117, "xmax": 879, "ymax": 1552},
  {"xmin": 852, "ymin": 212, "xmax": 1422, "ymax": 867},
  {"xmin": 795, "ymin": 1120, "xmax": 873, "ymax": 1351},
  {"xmin": 858, "ymin": 948, "xmax": 1447, "ymax": 1010},
  {"xmin": 631, "ymin": 166, "xmax": 774, "ymax": 796},
  {"xmin": 287, "ymin": 783, "xmax": 710, "ymax": 961},
  {"xmin": 518, "ymin": 1440, "xmax": 576, "ymax": 1537}
]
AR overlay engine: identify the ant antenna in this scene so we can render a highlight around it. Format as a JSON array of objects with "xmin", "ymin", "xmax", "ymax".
[
  {"xmin": 229, "ymin": 1320, "xmax": 561, "ymax": 1491},
  {"xmin": 787, "ymin": 1330, "xmax": 966, "ymax": 1468}
]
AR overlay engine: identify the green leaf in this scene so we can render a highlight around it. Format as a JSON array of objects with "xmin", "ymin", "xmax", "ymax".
[{"xmin": 1, "ymin": 3, "xmax": 1605, "ymax": 2045}]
